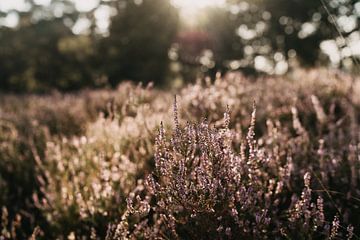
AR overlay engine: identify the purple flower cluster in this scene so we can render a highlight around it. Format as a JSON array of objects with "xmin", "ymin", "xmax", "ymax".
[{"xmin": 108, "ymin": 98, "xmax": 357, "ymax": 239}]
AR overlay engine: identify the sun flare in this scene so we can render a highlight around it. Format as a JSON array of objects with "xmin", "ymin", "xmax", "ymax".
[{"xmin": 171, "ymin": 0, "xmax": 226, "ymax": 25}]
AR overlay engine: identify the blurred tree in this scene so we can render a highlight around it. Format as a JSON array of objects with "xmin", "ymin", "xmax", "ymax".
[
  {"xmin": 0, "ymin": 0, "xmax": 100, "ymax": 92},
  {"xmin": 0, "ymin": 19, "xmax": 98, "ymax": 92},
  {"xmin": 101, "ymin": 0, "xmax": 179, "ymax": 87},
  {"xmin": 0, "ymin": 0, "xmax": 358, "ymax": 92},
  {"xmin": 184, "ymin": 0, "xmax": 359, "ymax": 75},
  {"xmin": 263, "ymin": 0, "xmax": 332, "ymax": 65}
]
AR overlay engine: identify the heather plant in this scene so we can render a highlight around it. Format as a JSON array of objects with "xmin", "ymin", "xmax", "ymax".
[
  {"xmin": 180, "ymin": 68, "xmax": 358, "ymax": 135},
  {"xmin": 107, "ymin": 100, "xmax": 358, "ymax": 239},
  {"xmin": 0, "ymin": 68, "xmax": 360, "ymax": 239},
  {"xmin": 0, "ymin": 81, "xmax": 168, "ymax": 237},
  {"xmin": 0, "ymin": 207, "xmax": 42, "ymax": 240},
  {"xmin": 0, "ymin": 118, "xmax": 47, "ymax": 235},
  {"xmin": 0, "ymin": 82, "xmax": 157, "ymax": 138},
  {"xmin": 35, "ymin": 84, "xmax": 173, "ymax": 238}
]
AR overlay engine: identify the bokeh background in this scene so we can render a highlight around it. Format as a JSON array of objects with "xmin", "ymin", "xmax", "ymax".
[
  {"xmin": 1, "ymin": 1, "xmax": 360, "ymax": 239},
  {"xmin": 0, "ymin": 0, "xmax": 359, "ymax": 91}
]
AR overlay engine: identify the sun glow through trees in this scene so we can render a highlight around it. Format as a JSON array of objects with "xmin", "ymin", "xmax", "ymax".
[{"xmin": 171, "ymin": 0, "xmax": 226, "ymax": 26}]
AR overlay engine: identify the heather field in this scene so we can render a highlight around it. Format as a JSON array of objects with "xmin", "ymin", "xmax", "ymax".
[{"xmin": 0, "ymin": 68, "xmax": 359, "ymax": 239}]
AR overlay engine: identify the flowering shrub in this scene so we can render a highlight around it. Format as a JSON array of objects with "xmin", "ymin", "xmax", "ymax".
[
  {"xmin": 0, "ymin": 68, "xmax": 359, "ymax": 238},
  {"xmin": 107, "ymin": 101, "xmax": 358, "ymax": 239},
  {"xmin": 32, "ymin": 83, "xmax": 173, "ymax": 238}
]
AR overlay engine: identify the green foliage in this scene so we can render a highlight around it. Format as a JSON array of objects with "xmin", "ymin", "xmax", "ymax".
[{"xmin": 0, "ymin": 18, "xmax": 97, "ymax": 92}]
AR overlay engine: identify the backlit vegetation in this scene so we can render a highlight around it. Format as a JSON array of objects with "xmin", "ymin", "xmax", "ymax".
[{"xmin": 1, "ymin": 68, "xmax": 360, "ymax": 239}]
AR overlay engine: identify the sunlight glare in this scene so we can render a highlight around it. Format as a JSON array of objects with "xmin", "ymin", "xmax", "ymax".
[
  {"xmin": 73, "ymin": 0, "xmax": 100, "ymax": 12},
  {"xmin": 171, "ymin": 0, "xmax": 226, "ymax": 25}
]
